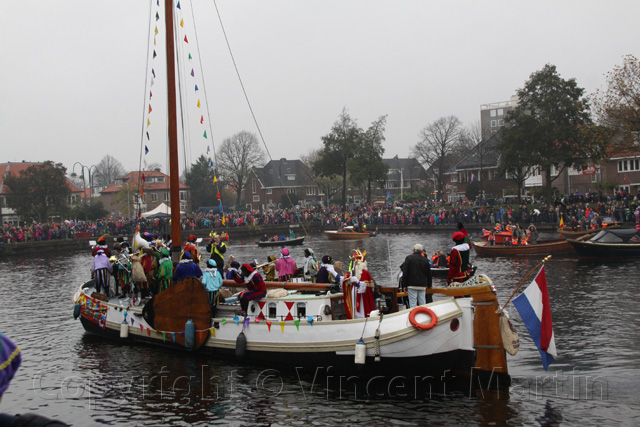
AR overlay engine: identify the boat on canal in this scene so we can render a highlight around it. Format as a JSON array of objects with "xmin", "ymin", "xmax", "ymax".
[
  {"xmin": 255, "ymin": 236, "xmax": 305, "ymax": 247},
  {"xmin": 557, "ymin": 224, "xmax": 617, "ymax": 239},
  {"xmin": 472, "ymin": 239, "xmax": 575, "ymax": 256},
  {"xmin": 567, "ymin": 228, "xmax": 640, "ymax": 257},
  {"xmin": 72, "ymin": 1, "xmax": 511, "ymax": 390},
  {"xmin": 324, "ymin": 226, "xmax": 373, "ymax": 240}
]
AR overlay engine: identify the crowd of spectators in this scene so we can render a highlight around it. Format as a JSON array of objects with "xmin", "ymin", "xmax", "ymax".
[{"xmin": 2, "ymin": 191, "xmax": 639, "ymax": 245}]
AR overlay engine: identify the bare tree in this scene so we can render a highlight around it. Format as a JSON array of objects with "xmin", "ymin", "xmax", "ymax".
[
  {"xmin": 412, "ymin": 116, "xmax": 463, "ymax": 200},
  {"xmin": 95, "ymin": 155, "xmax": 127, "ymax": 186},
  {"xmin": 217, "ymin": 131, "xmax": 265, "ymax": 209},
  {"xmin": 460, "ymin": 121, "xmax": 495, "ymax": 200}
]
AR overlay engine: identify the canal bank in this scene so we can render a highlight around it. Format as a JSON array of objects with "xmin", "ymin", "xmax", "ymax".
[{"xmin": 0, "ymin": 222, "xmax": 566, "ymax": 258}]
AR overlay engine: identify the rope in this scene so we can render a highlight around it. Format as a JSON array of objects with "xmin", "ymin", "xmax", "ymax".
[{"xmin": 212, "ymin": 0, "xmax": 308, "ymax": 238}]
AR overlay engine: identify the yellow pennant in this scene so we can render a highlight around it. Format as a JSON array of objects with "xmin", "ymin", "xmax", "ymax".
[
  {"xmin": 154, "ymin": 26, "xmax": 158, "ymax": 35},
  {"xmin": 279, "ymin": 321, "xmax": 285, "ymax": 333},
  {"xmin": 209, "ymin": 327, "xmax": 215, "ymax": 337},
  {"xmin": 213, "ymin": 175, "xmax": 218, "ymax": 183},
  {"xmin": 147, "ymin": 118, "xmax": 151, "ymax": 127},
  {"xmin": 197, "ymin": 99, "xmax": 201, "ymax": 108},
  {"xmin": 180, "ymin": 19, "xmax": 184, "ymax": 27}
]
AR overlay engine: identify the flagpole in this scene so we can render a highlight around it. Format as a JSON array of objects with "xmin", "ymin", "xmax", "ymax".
[{"xmin": 500, "ymin": 255, "xmax": 552, "ymax": 310}]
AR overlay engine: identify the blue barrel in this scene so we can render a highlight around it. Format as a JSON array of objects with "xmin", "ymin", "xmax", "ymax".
[{"xmin": 185, "ymin": 319, "xmax": 195, "ymax": 351}]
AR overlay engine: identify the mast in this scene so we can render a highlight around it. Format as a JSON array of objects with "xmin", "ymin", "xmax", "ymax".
[{"xmin": 164, "ymin": 0, "xmax": 182, "ymax": 259}]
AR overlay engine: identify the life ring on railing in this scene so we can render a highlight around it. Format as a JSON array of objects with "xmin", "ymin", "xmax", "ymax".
[{"xmin": 409, "ymin": 307, "xmax": 438, "ymax": 331}]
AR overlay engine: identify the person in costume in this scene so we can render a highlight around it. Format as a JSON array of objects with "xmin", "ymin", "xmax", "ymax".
[
  {"xmin": 301, "ymin": 248, "xmax": 318, "ymax": 282},
  {"xmin": 173, "ymin": 251, "xmax": 203, "ymax": 282},
  {"xmin": 115, "ymin": 241, "xmax": 132, "ymax": 297},
  {"xmin": 226, "ymin": 260, "xmax": 241, "ymax": 280},
  {"xmin": 91, "ymin": 249, "xmax": 113, "ymax": 296},
  {"xmin": 91, "ymin": 236, "xmax": 110, "ymax": 257},
  {"xmin": 0, "ymin": 333, "xmax": 69, "ymax": 426},
  {"xmin": 317, "ymin": 255, "xmax": 342, "ymax": 284},
  {"xmin": 230, "ymin": 264, "xmax": 267, "ymax": 316},
  {"xmin": 275, "ymin": 247, "xmax": 297, "ymax": 281},
  {"xmin": 263, "ymin": 255, "xmax": 277, "ymax": 281},
  {"xmin": 157, "ymin": 248, "xmax": 173, "ymax": 290},
  {"xmin": 401, "ymin": 243, "xmax": 432, "ymax": 307},
  {"xmin": 343, "ymin": 250, "xmax": 376, "ymax": 318},
  {"xmin": 447, "ymin": 231, "xmax": 472, "ymax": 284},
  {"xmin": 201, "ymin": 259, "xmax": 223, "ymax": 314},
  {"xmin": 206, "ymin": 233, "xmax": 227, "ymax": 272},
  {"xmin": 183, "ymin": 234, "xmax": 199, "ymax": 264}
]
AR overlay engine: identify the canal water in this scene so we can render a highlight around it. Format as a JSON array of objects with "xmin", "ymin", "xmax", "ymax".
[{"xmin": 0, "ymin": 230, "xmax": 639, "ymax": 425}]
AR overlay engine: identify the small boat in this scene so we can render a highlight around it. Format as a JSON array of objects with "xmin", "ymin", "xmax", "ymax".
[
  {"xmin": 256, "ymin": 236, "xmax": 305, "ymax": 247},
  {"xmin": 324, "ymin": 226, "xmax": 372, "ymax": 240},
  {"xmin": 430, "ymin": 266, "xmax": 449, "ymax": 278},
  {"xmin": 567, "ymin": 228, "xmax": 640, "ymax": 257},
  {"xmin": 472, "ymin": 239, "xmax": 575, "ymax": 256},
  {"xmin": 557, "ymin": 225, "xmax": 619, "ymax": 239}
]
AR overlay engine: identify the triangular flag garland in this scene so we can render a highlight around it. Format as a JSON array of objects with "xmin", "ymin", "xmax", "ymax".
[
  {"xmin": 294, "ymin": 319, "xmax": 300, "ymax": 331},
  {"xmin": 266, "ymin": 321, "xmax": 272, "ymax": 332},
  {"xmin": 279, "ymin": 321, "xmax": 286, "ymax": 334}
]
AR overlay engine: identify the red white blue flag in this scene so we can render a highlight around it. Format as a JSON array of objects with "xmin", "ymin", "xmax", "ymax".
[{"xmin": 512, "ymin": 265, "xmax": 557, "ymax": 370}]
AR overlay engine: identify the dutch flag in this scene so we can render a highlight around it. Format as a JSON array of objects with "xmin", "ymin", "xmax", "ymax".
[{"xmin": 512, "ymin": 265, "xmax": 557, "ymax": 370}]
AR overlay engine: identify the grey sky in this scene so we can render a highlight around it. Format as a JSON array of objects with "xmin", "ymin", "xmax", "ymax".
[{"xmin": 1, "ymin": 0, "xmax": 638, "ymax": 176}]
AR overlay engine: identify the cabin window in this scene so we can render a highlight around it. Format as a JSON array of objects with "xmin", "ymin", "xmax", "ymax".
[
  {"xmin": 296, "ymin": 303, "xmax": 306, "ymax": 318},
  {"xmin": 268, "ymin": 303, "xmax": 277, "ymax": 319}
]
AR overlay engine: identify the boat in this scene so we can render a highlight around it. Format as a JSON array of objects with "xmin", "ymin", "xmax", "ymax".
[
  {"xmin": 72, "ymin": 1, "xmax": 511, "ymax": 391},
  {"xmin": 472, "ymin": 239, "xmax": 575, "ymax": 256},
  {"xmin": 256, "ymin": 236, "xmax": 305, "ymax": 247},
  {"xmin": 567, "ymin": 228, "xmax": 640, "ymax": 257},
  {"xmin": 324, "ymin": 226, "xmax": 372, "ymax": 240},
  {"xmin": 557, "ymin": 224, "xmax": 618, "ymax": 239}
]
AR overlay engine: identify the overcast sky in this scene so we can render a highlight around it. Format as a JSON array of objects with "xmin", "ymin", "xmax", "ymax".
[{"xmin": 1, "ymin": 0, "xmax": 638, "ymax": 177}]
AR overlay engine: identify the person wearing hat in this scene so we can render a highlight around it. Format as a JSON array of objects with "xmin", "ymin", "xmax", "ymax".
[
  {"xmin": 301, "ymin": 248, "xmax": 318, "ymax": 282},
  {"xmin": 447, "ymin": 231, "xmax": 472, "ymax": 284},
  {"xmin": 183, "ymin": 234, "xmax": 200, "ymax": 264},
  {"xmin": 263, "ymin": 255, "xmax": 277, "ymax": 281},
  {"xmin": 157, "ymin": 248, "xmax": 174, "ymax": 291},
  {"xmin": 275, "ymin": 247, "xmax": 297, "ymax": 282},
  {"xmin": 91, "ymin": 236, "xmax": 110, "ymax": 257},
  {"xmin": 0, "ymin": 333, "xmax": 69, "ymax": 426},
  {"xmin": 317, "ymin": 255, "xmax": 342, "ymax": 285},
  {"xmin": 201, "ymin": 259, "xmax": 223, "ymax": 314},
  {"xmin": 91, "ymin": 248, "xmax": 113, "ymax": 296},
  {"xmin": 231, "ymin": 264, "xmax": 267, "ymax": 316},
  {"xmin": 225, "ymin": 260, "xmax": 241, "ymax": 280},
  {"xmin": 172, "ymin": 251, "xmax": 203, "ymax": 283},
  {"xmin": 401, "ymin": 243, "xmax": 432, "ymax": 307}
]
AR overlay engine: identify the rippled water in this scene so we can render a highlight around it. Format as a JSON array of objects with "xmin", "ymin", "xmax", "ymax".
[{"xmin": 1, "ymin": 231, "xmax": 639, "ymax": 425}]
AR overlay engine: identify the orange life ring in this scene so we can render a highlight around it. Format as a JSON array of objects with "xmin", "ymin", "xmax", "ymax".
[{"xmin": 408, "ymin": 306, "xmax": 438, "ymax": 331}]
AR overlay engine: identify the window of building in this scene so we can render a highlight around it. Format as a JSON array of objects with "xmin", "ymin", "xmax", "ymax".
[
  {"xmin": 286, "ymin": 174, "xmax": 296, "ymax": 181},
  {"xmin": 155, "ymin": 177, "xmax": 165, "ymax": 183},
  {"xmin": 252, "ymin": 179, "xmax": 256, "ymax": 193},
  {"xmin": 450, "ymin": 175, "xmax": 458, "ymax": 183},
  {"xmin": 266, "ymin": 188, "xmax": 272, "ymax": 194},
  {"xmin": 163, "ymin": 193, "xmax": 169, "ymax": 201},
  {"xmin": 296, "ymin": 303, "xmax": 306, "ymax": 318},
  {"xmin": 180, "ymin": 191, "xmax": 186, "ymax": 201},
  {"xmin": 490, "ymin": 109, "xmax": 497, "ymax": 117},
  {"xmin": 497, "ymin": 108, "xmax": 504, "ymax": 116},
  {"xmin": 253, "ymin": 195, "xmax": 260, "ymax": 202},
  {"xmin": 618, "ymin": 159, "xmax": 640, "ymax": 172},
  {"xmin": 306, "ymin": 187, "xmax": 316, "ymax": 195},
  {"xmin": 491, "ymin": 120, "xmax": 497, "ymax": 127},
  {"xmin": 152, "ymin": 193, "xmax": 158, "ymax": 202},
  {"xmin": 498, "ymin": 119, "xmax": 504, "ymax": 126},
  {"xmin": 286, "ymin": 188, "xmax": 296, "ymax": 194}
]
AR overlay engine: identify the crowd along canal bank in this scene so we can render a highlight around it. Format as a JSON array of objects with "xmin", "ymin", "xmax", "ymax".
[{"xmin": 0, "ymin": 222, "xmax": 566, "ymax": 257}]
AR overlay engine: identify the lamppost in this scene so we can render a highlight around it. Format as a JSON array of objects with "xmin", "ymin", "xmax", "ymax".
[
  {"xmin": 389, "ymin": 168, "xmax": 404, "ymax": 201},
  {"xmin": 71, "ymin": 162, "xmax": 97, "ymax": 220}
]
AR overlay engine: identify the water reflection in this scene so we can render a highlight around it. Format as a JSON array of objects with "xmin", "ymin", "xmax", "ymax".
[{"xmin": 0, "ymin": 230, "xmax": 639, "ymax": 424}]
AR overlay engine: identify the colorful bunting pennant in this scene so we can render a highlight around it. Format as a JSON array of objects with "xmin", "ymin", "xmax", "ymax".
[
  {"xmin": 184, "ymin": 35, "xmax": 188, "ymax": 43},
  {"xmin": 152, "ymin": 69, "xmax": 156, "ymax": 78},
  {"xmin": 221, "ymin": 319, "xmax": 227, "ymax": 325},
  {"xmin": 203, "ymin": 130, "xmax": 207, "ymax": 139},
  {"xmin": 279, "ymin": 321, "xmax": 286, "ymax": 333},
  {"xmin": 200, "ymin": 115, "xmax": 204, "ymax": 124},
  {"xmin": 294, "ymin": 319, "xmax": 300, "ymax": 331},
  {"xmin": 149, "ymin": 105, "xmax": 152, "ymax": 114},
  {"xmin": 266, "ymin": 321, "xmax": 272, "ymax": 332},
  {"xmin": 171, "ymin": 332, "xmax": 176, "ymax": 342},
  {"xmin": 233, "ymin": 316, "xmax": 239, "ymax": 325},
  {"xmin": 209, "ymin": 327, "xmax": 215, "ymax": 337},
  {"xmin": 216, "ymin": 191, "xmax": 221, "ymax": 200},
  {"xmin": 145, "ymin": 146, "xmax": 149, "ymax": 155},
  {"xmin": 195, "ymin": 84, "xmax": 199, "ymax": 91},
  {"xmin": 307, "ymin": 316, "xmax": 314, "ymax": 325},
  {"xmin": 244, "ymin": 317, "xmax": 250, "ymax": 328}
]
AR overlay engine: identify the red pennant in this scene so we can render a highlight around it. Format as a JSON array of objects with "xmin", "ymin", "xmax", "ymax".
[
  {"xmin": 266, "ymin": 321, "xmax": 272, "ymax": 332},
  {"xmin": 184, "ymin": 35, "xmax": 188, "ymax": 43},
  {"xmin": 140, "ymin": 188, "xmax": 144, "ymax": 196},
  {"xmin": 148, "ymin": 105, "xmax": 152, "ymax": 114},
  {"xmin": 199, "ymin": 330, "xmax": 203, "ymax": 340},
  {"xmin": 149, "ymin": 91, "xmax": 152, "ymax": 99},
  {"xmin": 216, "ymin": 191, "xmax": 221, "ymax": 199},
  {"xmin": 147, "ymin": 327, "xmax": 151, "ymax": 336},
  {"xmin": 200, "ymin": 115, "xmax": 204, "ymax": 124},
  {"xmin": 142, "ymin": 173, "xmax": 146, "ymax": 183}
]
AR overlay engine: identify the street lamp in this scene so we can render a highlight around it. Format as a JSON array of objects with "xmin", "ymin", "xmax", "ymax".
[
  {"xmin": 389, "ymin": 168, "xmax": 404, "ymax": 201},
  {"xmin": 71, "ymin": 162, "xmax": 97, "ymax": 220}
]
